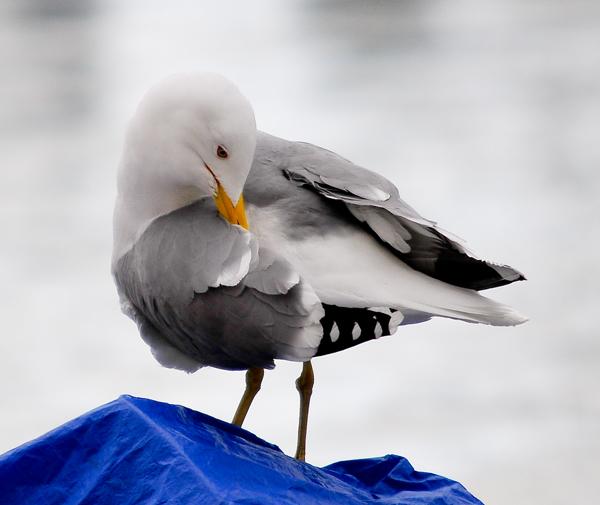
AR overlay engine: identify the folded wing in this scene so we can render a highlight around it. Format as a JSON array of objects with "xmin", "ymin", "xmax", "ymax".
[
  {"xmin": 281, "ymin": 138, "xmax": 525, "ymax": 291},
  {"xmin": 113, "ymin": 198, "xmax": 323, "ymax": 372}
]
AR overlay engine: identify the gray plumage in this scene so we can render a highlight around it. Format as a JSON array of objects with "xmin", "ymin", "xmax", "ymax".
[
  {"xmin": 114, "ymin": 198, "xmax": 323, "ymax": 371},
  {"xmin": 114, "ymin": 132, "xmax": 526, "ymax": 372},
  {"xmin": 250, "ymin": 132, "xmax": 524, "ymax": 290}
]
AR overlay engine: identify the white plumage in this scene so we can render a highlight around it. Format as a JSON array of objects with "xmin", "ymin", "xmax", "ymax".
[{"xmin": 111, "ymin": 73, "xmax": 527, "ymax": 460}]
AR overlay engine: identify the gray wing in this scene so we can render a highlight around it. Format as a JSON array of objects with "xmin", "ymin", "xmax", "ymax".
[
  {"xmin": 254, "ymin": 131, "xmax": 525, "ymax": 291},
  {"xmin": 114, "ymin": 198, "xmax": 323, "ymax": 372}
]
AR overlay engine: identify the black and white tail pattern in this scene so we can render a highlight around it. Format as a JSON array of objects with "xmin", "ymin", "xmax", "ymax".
[{"xmin": 315, "ymin": 304, "xmax": 399, "ymax": 357}]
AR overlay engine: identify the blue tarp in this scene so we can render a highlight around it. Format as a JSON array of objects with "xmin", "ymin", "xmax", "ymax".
[{"xmin": 0, "ymin": 395, "xmax": 483, "ymax": 504}]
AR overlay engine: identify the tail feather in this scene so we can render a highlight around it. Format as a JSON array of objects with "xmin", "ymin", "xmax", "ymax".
[
  {"xmin": 395, "ymin": 285, "xmax": 528, "ymax": 327},
  {"xmin": 432, "ymin": 299, "xmax": 529, "ymax": 326}
]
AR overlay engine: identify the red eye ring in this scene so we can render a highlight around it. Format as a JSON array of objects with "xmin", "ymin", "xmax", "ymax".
[{"xmin": 216, "ymin": 145, "xmax": 228, "ymax": 159}]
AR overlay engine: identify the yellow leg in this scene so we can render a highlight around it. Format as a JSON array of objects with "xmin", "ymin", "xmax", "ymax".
[
  {"xmin": 232, "ymin": 367, "xmax": 264, "ymax": 427},
  {"xmin": 294, "ymin": 360, "xmax": 314, "ymax": 461}
]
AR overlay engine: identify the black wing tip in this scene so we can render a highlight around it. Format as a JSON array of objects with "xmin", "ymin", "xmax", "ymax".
[
  {"xmin": 434, "ymin": 248, "xmax": 527, "ymax": 291},
  {"xmin": 314, "ymin": 305, "xmax": 394, "ymax": 357},
  {"xmin": 469, "ymin": 263, "xmax": 526, "ymax": 291}
]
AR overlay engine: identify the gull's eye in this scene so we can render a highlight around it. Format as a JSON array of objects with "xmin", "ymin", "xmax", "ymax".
[{"xmin": 216, "ymin": 145, "xmax": 228, "ymax": 159}]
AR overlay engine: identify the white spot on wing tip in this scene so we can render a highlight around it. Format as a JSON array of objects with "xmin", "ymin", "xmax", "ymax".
[
  {"xmin": 374, "ymin": 321, "xmax": 383, "ymax": 339},
  {"xmin": 389, "ymin": 310, "xmax": 404, "ymax": 332},
  {"xmin": 330, "ymin": 322, "xmax": 340, "ymax": 342},
  {"xmin": 351, "ymin": 322, "xmax": 361, "ymax": 340}
]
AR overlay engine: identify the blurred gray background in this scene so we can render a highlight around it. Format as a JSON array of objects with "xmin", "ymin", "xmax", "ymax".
[{"xmin": 1, "ymin": 0, "xmax": 598, "ymax": 503}]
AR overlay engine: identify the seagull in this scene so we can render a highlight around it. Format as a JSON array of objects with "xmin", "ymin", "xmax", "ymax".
[{"xmin": 112, "ymin": 73, "xmax": 526, "ymax": 461}]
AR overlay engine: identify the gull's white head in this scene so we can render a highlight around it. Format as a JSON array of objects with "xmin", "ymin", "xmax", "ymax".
[
  {"xmin": 113, "ymin": 73, "xmax": 256, "ymax": 263},
  {"xmin": 124, "ymin": 73, "xmax": 256, "ymax": 204}
]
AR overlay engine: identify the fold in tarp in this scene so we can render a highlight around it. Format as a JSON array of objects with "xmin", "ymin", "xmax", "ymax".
[{"xmin": 0, "ymin": 395, "xmax": 483, "ymax": 504}]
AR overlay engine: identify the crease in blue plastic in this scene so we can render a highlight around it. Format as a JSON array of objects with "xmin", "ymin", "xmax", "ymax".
[{"xmin": 0, "ymin": 395, "xmax": 483, "ymax": 504}]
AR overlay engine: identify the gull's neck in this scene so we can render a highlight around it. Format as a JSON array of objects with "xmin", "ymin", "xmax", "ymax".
[{"xmin": 111, "ymin": 148, "xmax": 212, "ymax": 268}]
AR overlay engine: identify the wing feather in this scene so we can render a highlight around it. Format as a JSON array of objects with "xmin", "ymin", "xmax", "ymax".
[
  {"xmin": 278, "ymin": 134, "xmax": 525, "ymax": 291},
  {"xmin": 113, "ymin": 198, "xmax": 323, "ymax": 371}
]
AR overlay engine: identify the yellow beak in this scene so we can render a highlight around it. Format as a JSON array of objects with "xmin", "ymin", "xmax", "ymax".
[{"xmin": 213, "ymin": 182, "xmax": 249, "ymax": 230}]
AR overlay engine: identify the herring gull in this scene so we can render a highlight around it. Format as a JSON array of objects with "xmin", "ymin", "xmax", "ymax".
[{"xmin": 112, "ymin": 73, "xmax": 526, "ymax": 460}]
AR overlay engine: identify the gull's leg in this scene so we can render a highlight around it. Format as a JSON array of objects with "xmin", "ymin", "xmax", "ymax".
[
  {"xmin": 294, "ymin": 360, "xmax": 314, "ymax": 461},
  {"xmin": 232, "ymin": 367, "xmax": 264, "ymax": 427}
]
